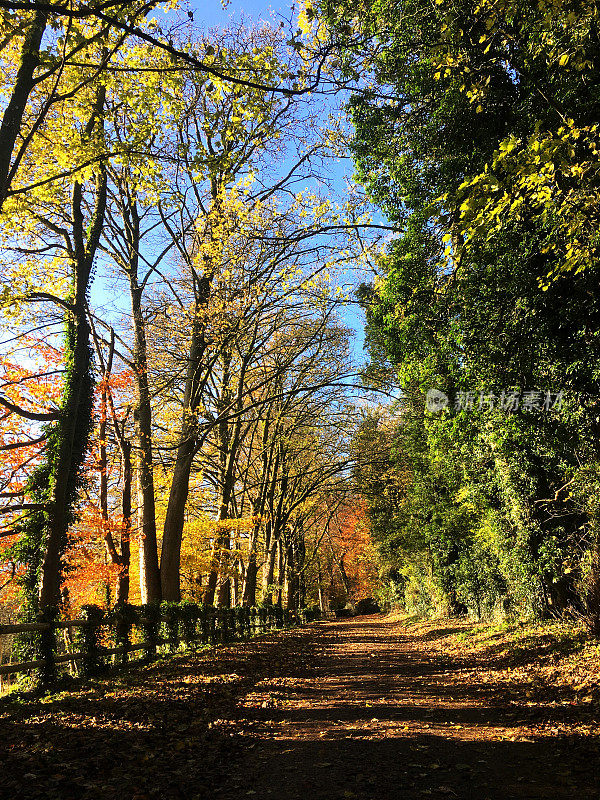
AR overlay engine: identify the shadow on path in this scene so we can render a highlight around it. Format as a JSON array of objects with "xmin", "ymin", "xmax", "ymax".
[
  {"xmin": 224, "ymin": 617, "xmax": 599, "ymax": 800},
  {"xmin": 1, "ymin": 617, "xmax": 598, "ymax": 800}
]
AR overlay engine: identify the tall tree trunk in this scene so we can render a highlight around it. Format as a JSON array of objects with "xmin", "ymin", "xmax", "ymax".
[
  {"xmin": 216, "ymin": 522, "xmax": 232, "ymax": 607},
  {"xmin": 297, "ymin": 525, "xmax": 306, "ymax": 608},
  {"xmin": 217, "ymin": 567, "xmax": 231, "ymax": 608},
  {"xmin": 285, "ymin": 537, "xmax": 295, "ymax": 610},
  {"xmin": 98, "ymin": 383, "xmax": 114, "ymax": 606},
  {"xmin": 38, "ymin": 299, "xmax": 96, "ymax": 609},
  {"xmin": 124, "ymin": 199, "xmax": 159, "ymax": 604},
  {"xmin": 0, "ymin": 10, "xmax": 47, "ymax": 210},
  {"xmin": 276, "ymin": 535, "xmax": 285, "ymax": 606},
  {"xmin": 317, "ymin": 560, "xmax": 326, "ymax": 614},
  {"xmin": 99, "ymin": 384, "xmax": 109, "ymax": 546},
  {"xmin": 160, "ymin": 277, "xmax": 210, "ymax": 601},
  {"xmin": 38, "ymin": 93, "xmax": 107, "ymax": 609},
  {"xmin": 264, "ymin": 530, "xmax": 278, "ymax": 603},
  {"xmin": 131, "ymin": 282, "xmax": 161, "ymax": 604},
  {"xmin": 242, "ymin": 413, "xmax": 276, "ymax": 606},
  {"xmin": 116, "ymin": 439, "xmax": 132, "ymax": 604},
  {"xmin": 286, "ymin": 523, "xmax": 304, "ymax": 610},
  {"xmin": 159, "ymin": 423, "xmax": 196, "ymax": 601},
  {"xmin": 109, "ymin": 192, "xmax": 161, "ymax": 605},
  {"xmin": 338, "ymin": 552, "xmax": 351, "ymax": 598},
  {"xmin": 242, "ymin": 524, "xmax": 260, "ymax": 606},
  {"xmin": 92, "ymin": 326, "xmax": 132, "ymax": 605},
  {"xmin": 231, "ymin": 565, "xmax": 239, "ymax": 607},
  {"xmin": 160, "ymin": 186, "xmax": 232, "ymax": 602},
  {"xmin": 263, "ymin": 452, "xmax": 288, "ymax": 604},
  {"xmin": 204, "ymin": 554, "xmax": 219, "ymax": 606},
  {"xmin": 204, "ymin": 375, "xmax": 232, "ymax": 608},
  {"xmin": 205, "ymin": 350, "xmax": 248, "ymax": 605}
]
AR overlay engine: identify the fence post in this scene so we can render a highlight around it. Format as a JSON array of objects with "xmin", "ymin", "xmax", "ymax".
[
  {"xmin": 209, "ymin": 606, "xmax": 218, "ymax": 644},
  {"xmin": 113, "ymin": 603, "xmax": 134, "ymax": 666},
  {"xmin": 140, "ymin": 604, "xmax": 160, "ymax": 662},
  {"xmin": 37, "ymin": 607, "xmax": 58, "ymax": 689},
  {"xmin": 161, "ymin": 602, "xmax": 180, "ymax": 653},
  {"xmin": 78, "ymin": 605, "xmax": 105, "ymax": 678},
  {"xmin": 180, "ymin": 602, "xmax": 199, "ymax": 650}
]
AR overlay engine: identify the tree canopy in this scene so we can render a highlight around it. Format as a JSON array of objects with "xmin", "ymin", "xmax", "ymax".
[{"xmin": 2, "ymin": 0, "xmax": 600, "ymax": 638}]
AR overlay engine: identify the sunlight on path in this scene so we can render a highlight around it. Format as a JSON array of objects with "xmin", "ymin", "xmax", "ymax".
[
  {"xmin": 225, "ymin": 617, "xmax": 599, "ymax": 800},
  {"xmin": 1, "ymin": 617, "xmax": 597, "ymax": 800}
]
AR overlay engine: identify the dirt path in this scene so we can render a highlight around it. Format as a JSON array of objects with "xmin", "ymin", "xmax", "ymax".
[
  {"xmin": 222, "ymin": 616, "xmax": 599, "ymax": 800},
  {"xmin": 1, "ymin": 616, "xmax": 598, "ymax": 800}
]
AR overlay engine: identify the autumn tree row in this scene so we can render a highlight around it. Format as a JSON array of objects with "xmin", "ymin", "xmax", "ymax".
[{"xmin": 0, "ymin": 3, "xmax": 379, "ymax": 616}]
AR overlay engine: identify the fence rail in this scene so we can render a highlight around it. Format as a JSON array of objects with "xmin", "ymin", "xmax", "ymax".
[{"xmin": 0, "ymin": 603, "xmax": 320, "ymax": 688}]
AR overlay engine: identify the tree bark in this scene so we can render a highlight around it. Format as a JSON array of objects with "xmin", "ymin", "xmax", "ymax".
[
  {"xmin": 91, "ymin": 325, "xmax": 132, "ymax": 605},
  {"xmin": 242, "ymin": 525, "xmax": 260, "ymax": 607},
  {"xmin": 38, "ymin": 300, "xmax": 96, "ymax": 609},
  {"xmin": 38, "ymin": 93, "xmax": 107, "ymax": 608},
  {"xmin": 116, "ymin": 438, "xmax": 132, "ymax": 604},
  {"xmin": 317, "ymin": 559, "xmax": 326, "ymax": 614},
  {"xmin": 0, "ymin": 10, "xmax": 47, "ymax": 210},
  {"xmin": 131, "ymin": 281, "xmax": 161, "ymax": 604},
  {"xmin": 205, "ymin": 350, "xmax": 248, "ymax": 606},
  {"xmin": 264, "ymin": 529, "xmax": 278, "ymax": 603},
  {"xmin": 160, "ymin": 277, "xmax": 211, "ymax": 601},
  {"xmin": 338, "ymin": 552, "xmax": 351, "ymax": 598},
  {"xmin": 285, "ymin": 537, "xmax": 295, "ymax": 610},
  {"xmin": 276, "ymin": 535, "xmax": 285, "ymax": 606},
  {"xmin": 242, "ymin": 412, "xmax": 276, "ymax": 606}
]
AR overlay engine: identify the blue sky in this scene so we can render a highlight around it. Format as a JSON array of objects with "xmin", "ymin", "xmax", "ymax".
[
  {"xmin": 188, "ymin": 1, "xmax": 371, "ymax": 366},
  {"xmin": 192, "ymin": 0, "xmax": 293, "ymax": 29}
]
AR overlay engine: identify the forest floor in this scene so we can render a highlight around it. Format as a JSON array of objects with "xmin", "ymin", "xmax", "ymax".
[{"xmin": 1, "ymin": 614, "xmax": 599, "ymax": 800}]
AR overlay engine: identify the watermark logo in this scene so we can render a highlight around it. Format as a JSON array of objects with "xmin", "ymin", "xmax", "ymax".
[
  {"xmin": 426, "ymin": 389, "xmax": 563, "ymax": 414},
  {"xmin": 426, "ymin": 388, "xmax": 449, "ymax": 413}
]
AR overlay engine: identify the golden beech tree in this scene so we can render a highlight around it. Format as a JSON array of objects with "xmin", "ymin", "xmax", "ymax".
[
  {"xmin": 0, "ymin": 8, "xmax": 179, "ymax": 612},
  {"xmin": 0, "ymin": 10, "xmax": 381, "ymax": 615},
  {"xmin": 145, "ymin": 23, "xmax": 373, "ymax": 604},
  {"xmin": 0, "ymin": 3, "xmax": 161, "ymax": 212}
]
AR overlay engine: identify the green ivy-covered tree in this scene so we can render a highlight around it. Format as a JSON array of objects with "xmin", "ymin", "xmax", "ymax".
[{"xmin": 321, "ymin": 0, "xmax": 600, "ymax": 623}]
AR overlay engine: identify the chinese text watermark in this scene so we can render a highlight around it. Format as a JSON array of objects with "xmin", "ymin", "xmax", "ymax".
[{"xmin": 426, "ymin": 389, "xmax": 564, "ymax": 414}]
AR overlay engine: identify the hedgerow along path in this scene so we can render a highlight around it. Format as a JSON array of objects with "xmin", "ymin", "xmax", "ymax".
[{"xmin": 1, "ymin": 616, "xmax": 599, "ymax": 800}]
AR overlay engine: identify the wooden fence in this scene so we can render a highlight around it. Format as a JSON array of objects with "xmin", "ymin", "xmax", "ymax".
[{"xmin": 0, "ymin": 603, "xmax": 320, "ymax": 689}]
